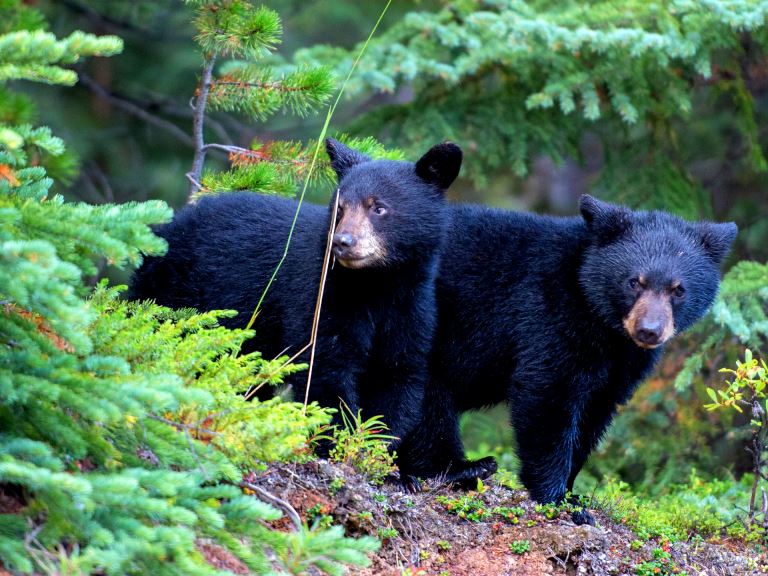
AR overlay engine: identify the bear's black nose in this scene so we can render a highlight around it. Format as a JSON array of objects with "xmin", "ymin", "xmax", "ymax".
[
  {"xmin": 635, "ymin": 320, "xmax": 661, "ymax": 345},
  {"xmin": 333, "ymin": 232, "xmax": 354, "ymax": 248}
]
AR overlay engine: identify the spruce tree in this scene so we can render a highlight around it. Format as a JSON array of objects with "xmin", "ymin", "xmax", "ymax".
[{"xmin": 0, "ymin": 1, "xmax": 379, "ymax": 573}]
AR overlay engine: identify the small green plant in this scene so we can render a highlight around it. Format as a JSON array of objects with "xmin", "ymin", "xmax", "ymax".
[
  {"xmin": 419, "ymin": 549, "xmax": 430, "ymax": 560},
  {"xmin": 436, "ymin": 494, "xmax": 527, "ymax": 524},
  {"xmin": 494, "ymin": 468, "xmax": 523, "ymax": 490},
  {"xmin": 705, "ymin": 349, "xmax": 768, "ymax": 527},
  {"xmin": 306, "ymin": 503, "xmax": 334, "ymax": 530},
  {"xmin": 329, "ymin": 477, "xmax": 345, "ymax": 495},
  {"xmin": 508, "ymin": 539, "xmax": 531, "ymax": 554},
  {"xmin": 357, "ymin": 511, "xmax": 374, "ymax": 523},
  {"xmin": 631, "ymin": 539, "xmax": 645, "ymax": 551},
  {"xmin": 634, "ymin": 546, "xmax": 687, "ymax": 576},
  {"xmin": 534, "ymin": 503, "xmax": 561, "ymax": 520},
  {"xmin": 436, "ymin": 540, "xmax": 451, "ymax": 551},
  {"xmin": 373, "ymin": 492, "xmax": 387, "ymax": 503},
  {"xmin": 436, "ymin": 494, "xmax": 492, "ymax": 522},
  {"xmin": 325, "ymin": 402, "xmax": 397, "ymax": 485},
  {"xmin": 492, "ymin": 505, "xmax": 525, "ymax": 524},
  {"xmin": 377, "ymin": 527, "xmax": 399, "ymax": 540}
]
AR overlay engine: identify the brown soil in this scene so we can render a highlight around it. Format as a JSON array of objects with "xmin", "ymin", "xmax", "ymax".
[{"xmin": 240, "ymin": 461, "xmax": 767, "ymax": 576}]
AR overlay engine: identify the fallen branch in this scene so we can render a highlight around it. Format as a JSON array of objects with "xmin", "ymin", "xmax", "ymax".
[{"xmin": 239, "ymin": 481, "xmax": 302, "ymax": 531}]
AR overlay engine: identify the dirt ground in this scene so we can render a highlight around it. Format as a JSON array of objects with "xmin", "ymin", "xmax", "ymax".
[{"xmin": 239, "ymin": 461, "xmax": 767, "ymax": 576}]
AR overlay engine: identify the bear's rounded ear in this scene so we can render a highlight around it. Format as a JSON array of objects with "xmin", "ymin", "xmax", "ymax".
[
  {"xmin": 693, "ymin": 221, "xmax": 738, "ymax": 265},
  {"xmin": 579, "ymin": 194, "xmax": 631, "ymax": 241},
  {"xmin": 325, "ymin": 138, "xmax": 370, "ymax": 180},
  {"xmin": 415, "ymin": 142, "xmax": 463, "ymax": 190}
]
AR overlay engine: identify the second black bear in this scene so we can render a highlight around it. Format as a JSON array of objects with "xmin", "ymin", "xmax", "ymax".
[
  {"xmin": 398, "ymin": 196, "xmax": 736, "ymax": 519},
  {"xmin": 129, "ymin": 139, "xmax": 462, "ymax": 447}
]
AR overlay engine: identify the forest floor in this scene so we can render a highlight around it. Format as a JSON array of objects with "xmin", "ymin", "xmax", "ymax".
[{"xmin": 205, "ymin": 460, "xmax": 768, "ymax": 576}]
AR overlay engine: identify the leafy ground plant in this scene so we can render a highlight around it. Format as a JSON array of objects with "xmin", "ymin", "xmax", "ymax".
[
  {"xmin": 705, "ymin": 349, "xmax": 768, "ymax": 533},
  {"xmin": 508, "ymin": 539, "xmax": 530, "ymax": 554},
  {"xmin": 323, "ymin": 402, "xmax": 398, "ymax": 485},
  {"xmin": 634, "ymin": 544, "xmax": 688, "ymax": 576}
]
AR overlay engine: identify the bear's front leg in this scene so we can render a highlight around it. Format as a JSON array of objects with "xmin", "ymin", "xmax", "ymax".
[{"xmin": 511, "ymin": 395, "xmax": 579, "ymax": 506}]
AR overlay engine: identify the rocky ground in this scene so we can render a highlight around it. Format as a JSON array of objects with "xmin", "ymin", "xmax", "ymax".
[{"xmin": 233, "ymin": 460, "xmax": 766, "ymax": 576}]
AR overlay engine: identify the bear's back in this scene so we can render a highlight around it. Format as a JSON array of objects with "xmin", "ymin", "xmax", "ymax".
[{"xmin": 129, "ymin": 192, "xmax": 328, "ymax": 335}]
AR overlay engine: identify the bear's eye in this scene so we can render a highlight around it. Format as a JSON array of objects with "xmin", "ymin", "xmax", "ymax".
[
  {"xmin": 672, "ymin": 285, "xmax": 686, "ymax": 298},
  {"xmin": 628, "ymin": 278, "xmax": 641, "ymax": 290},
  {"xmin": 336, "ymin": 206, "xmax": 344, "ymax": 221},
  {"xmin": 372, "ymin": 205, "xmax": 387, "ymax": 216}
]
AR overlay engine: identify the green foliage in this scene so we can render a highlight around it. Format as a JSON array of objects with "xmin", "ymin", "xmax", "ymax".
[
  {"xmin": 703, "ymin": 349, "xmax": 768, "ymax": 529},
  {"xmin": 435, "ymin": 493, "xmax": 493, "ymax": 522},
  {"xmin": 187, "ymin": 0, "xmax": 336, "ymax": 198},
  {"xmin": 296, "ymin": 0, "xmax": 768, "ymax": 211},
  {"xmin": 508, "ymin": 539, "xmax": 530, "ymax": 555},
  {"xmin": 91, "ymin": 285, "xmax": 329, "ymax": 468},
  {"xmin": 634, "ymin": 546, "xmax": 687, "ymax": 576},
  {"xmin": 0, "ymin": 3, "xmax": 380, "ymax": 573},
  {"xmin": 278, "ymin": 525, "xmax": 380, "ymax": 576},
  {"xmin": 306, "ymin": 503, "xmax": 333, "ymax": 530},
  {"xmin": 593, "ymin": 472, "xmax": 757, "ymax": 543},
  {"xmin": 0, "ymin": 29, "xmax": 122, "ymax": 85},
  {"xmin": 493, "ymin": 505, "xmax": 525, "ymax": 524},
  {"xmin": 326, "ymin": 403, "xmax": 398, "ymax": 485},
  {"xmin": 436, "ymin": 539, "xmax": 451, "ymax": 551},
  {"xmin": 191, "ymin": 2, "xmax": 281, "ymax": 59},
  {"xmin": 435, "ymin": 493, "xmax": 525, "ymax": 524},
  {"xmin": 376, "ymin": 527, "xmax": 398, "ymax": 540},
  {"xmin": 197, "ymin": 135, "xmax": 403, "ymax": 198},
  {"xmin": 211, "ymin": 63, "xmax": 335, "ymax": 120}
]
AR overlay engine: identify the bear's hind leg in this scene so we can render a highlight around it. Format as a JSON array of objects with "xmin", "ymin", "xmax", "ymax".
[{"xmin": 397, "ymin": 385, "xmax": 497, "ymax": 490}]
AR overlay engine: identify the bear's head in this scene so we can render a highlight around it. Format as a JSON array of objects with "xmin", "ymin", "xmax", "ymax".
[
  {"xmin": 324, "ymin": 138, "xmax": 461, "ymax": 269},
  {"xmin": 578, "ymin": 195, "xmax": 737, "ymax": 350}
]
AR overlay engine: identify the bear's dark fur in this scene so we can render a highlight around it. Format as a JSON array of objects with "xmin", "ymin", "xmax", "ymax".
[
  {"xmin": 398, "ymin": 196, "xmax": 736, "ymax": 518},
  {"xmin": 129, "ymin": 139, "xmax": 462, "ymax": 447}
]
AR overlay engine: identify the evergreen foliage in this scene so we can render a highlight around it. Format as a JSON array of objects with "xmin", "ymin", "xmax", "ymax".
[
  {"xmin": 200, "ymin": 136, "xmax": 403, "ymax": 196},
  {"xmin": 186, "ymin": 0, "xmax": 337, "ymax": 198},
  {"xmin": 295, "ymin": 0, "xmax": 768, "ymax": 214},
  {"xmin": 185, "ymin": 1, "xmax": 399, "ymax": 201},
  {"xmin": 0, "ymin": 1, "xmax": 379, "ymax": 573}
]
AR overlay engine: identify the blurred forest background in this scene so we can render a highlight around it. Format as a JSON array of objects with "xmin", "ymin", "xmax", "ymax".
[{"xmin": 19, "ymin": 0, "xmax": 768, "ymax": 501}]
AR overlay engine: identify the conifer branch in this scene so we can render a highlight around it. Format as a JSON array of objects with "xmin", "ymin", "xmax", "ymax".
[{"xmin": 210, "ymin": 79, "xmax": 312, "ymax": 92}]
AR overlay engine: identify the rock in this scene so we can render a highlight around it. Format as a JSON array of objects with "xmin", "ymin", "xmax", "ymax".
[{"xmin": 538, "ymin": 524, "xmax": 608, "ymax": 556}]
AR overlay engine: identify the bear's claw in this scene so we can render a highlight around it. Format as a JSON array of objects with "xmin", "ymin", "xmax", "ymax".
[
  {"xmin": 443, "ymin": 456, "xmax": 498, "ymax": 489},
  {"xmin": 570, "ymin": 508, "xmax": 595, "ymax": 526}
]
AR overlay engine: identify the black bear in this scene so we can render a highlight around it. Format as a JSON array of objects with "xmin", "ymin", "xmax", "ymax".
[
  {"xmin": 398, "ymin": 195, "xmax": 736, "ymax": 520},
  {"xmin": 129, "ymin": 139, "xmax": 461, "ymax": 448}
]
